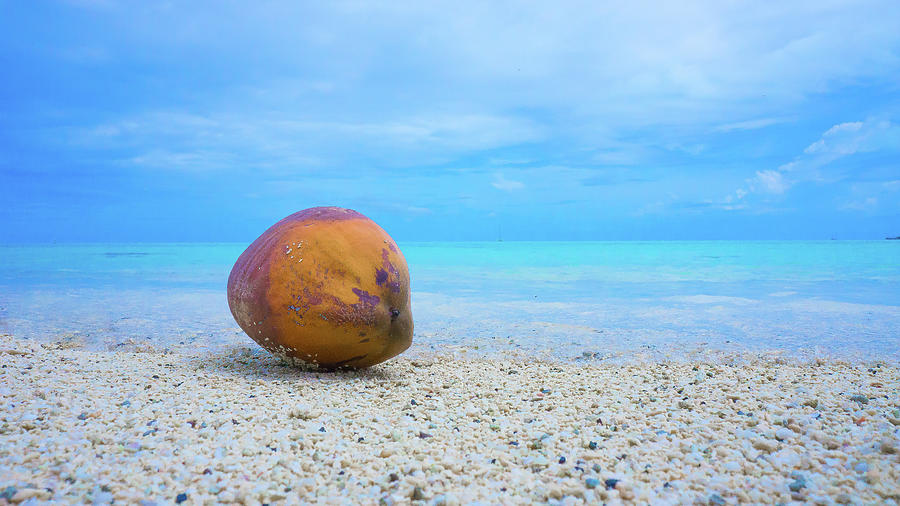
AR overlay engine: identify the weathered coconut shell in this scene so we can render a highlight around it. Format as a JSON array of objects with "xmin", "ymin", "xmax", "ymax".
[{"xmin": 227, "ymin": 207, "xmax": 412, "ymax": 368}]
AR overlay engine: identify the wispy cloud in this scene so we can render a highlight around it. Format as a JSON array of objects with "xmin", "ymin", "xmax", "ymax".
[
  {"xmin": 727, "ymin": 117, "xmax": 900, "ymax": 205},
  {"xmin": 793, "ymin": 118, "xmax": 898, "ymax": 175},
  {"xmin": 713, "ymin": 117, "xmax": 787, "ymax": 132},
  {"xmin": 753, "ymin": 169, "xmax": 789, "ymax": 194},
  {"xmin": 68, "ymin": 111, "xmax": 543, "ymax": 171},
  {"xmin": 491, "ymin": 173, "xmax": 525, "ymax": 192},
  {"xmin": 800, "ymin": 120, "xmax": 898, "ymax": 160},
  {"xmin": 841, "ymin": 197, "xmax": 878, "ymax": 211},
  {"xmin": 40, "ymin": 0, "xmax": 900, "ymax": 165}
]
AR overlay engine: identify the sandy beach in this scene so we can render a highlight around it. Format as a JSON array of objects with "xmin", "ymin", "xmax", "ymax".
[{"xmin": 1, "ymin": 333, "xmax": 898, "ymax": 505}]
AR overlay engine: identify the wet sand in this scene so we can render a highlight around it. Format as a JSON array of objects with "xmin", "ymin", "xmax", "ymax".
[{"xmin": 1, "ymin": 333, "xmax": 898, "ymax": 504}]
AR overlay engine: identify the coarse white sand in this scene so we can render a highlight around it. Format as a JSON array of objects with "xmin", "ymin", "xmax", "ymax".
[{"xmin": 1, "ymin": 333, "xmax": 899, "ymax": 505}]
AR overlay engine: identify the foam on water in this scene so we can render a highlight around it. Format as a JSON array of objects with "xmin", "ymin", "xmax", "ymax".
[{"xmin": 0, "ymin": 241, "xmax": 897, "ymax": 362}]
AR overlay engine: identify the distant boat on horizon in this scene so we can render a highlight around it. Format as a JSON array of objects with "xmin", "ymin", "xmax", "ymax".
[{"xmin": 887, "ymin": 236, "xmax": 900, "ymax": 240}]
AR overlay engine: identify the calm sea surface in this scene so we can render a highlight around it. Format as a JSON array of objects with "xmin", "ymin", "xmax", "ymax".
[{"xmin": 1, "ymin": 241, "xmax": 898, "ymax": 362}]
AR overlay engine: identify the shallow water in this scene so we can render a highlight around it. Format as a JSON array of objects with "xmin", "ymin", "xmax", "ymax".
[{"xmin": 1, "ymin": 241, "xmax": 898, "ymax": 361}]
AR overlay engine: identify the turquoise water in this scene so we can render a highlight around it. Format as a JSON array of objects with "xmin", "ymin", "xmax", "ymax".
[{"xmin": 1, "ymin": 241, "xmax": 898, "ymax": 361}]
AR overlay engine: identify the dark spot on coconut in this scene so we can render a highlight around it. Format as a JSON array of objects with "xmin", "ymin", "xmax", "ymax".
[
  {"xmin": 302, "ymin": 287, "xmax": 323, "ymax": 306},
  {"xmin": 351, "ymin": 288, "xmax": 380, "ymax": 307}
]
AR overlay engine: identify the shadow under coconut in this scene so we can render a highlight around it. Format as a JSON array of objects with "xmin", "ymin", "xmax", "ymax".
[{"xmin": 196, "ymin": 345, "xmax": 403, "ymax": 383}]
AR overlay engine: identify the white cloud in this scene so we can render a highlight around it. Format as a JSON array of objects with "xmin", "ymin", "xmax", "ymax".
[
  {"xmin": 799, "ymin": 118, "xmax": 899, "ymax": 167},
  {"xmin": 841, "ymin": 197, "xmax": 878, "ymax": 211},
  {"xmin": 714, "ymin": 117, "xmax": 786, "ymax": 132},
  {"xmin": 733, "ymin": 117, "xmax": 900, "ymax": 202},
  {"xmin": 52, "ymin": 0, "xmax": 900, "ymax": 145},
  {"xmin": 754, "ymin": 170, "xmax": 789, "ymax": 194},
  {"xmin": 405, "ymin": 206, "xmax": 433, "ymax": 215},
  {"xmin": 70, "ymin": 111, "xmax": 542, "ymax": 171},
  {"xmin": 21, "ymin": 0, "xmax": 900, "ymax": 224},
  {"xmin": 803, "ymin": 121, "xmax": 864, "ymax": 155},
  {"xmin": 633, "ymin": 200, "xmax": 666, "ymax": 216},
  {"xmin": 491, "ymin": 173, "xmax": 525, "ymax": 191}
]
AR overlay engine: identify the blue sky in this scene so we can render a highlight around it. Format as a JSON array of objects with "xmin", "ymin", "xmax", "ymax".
[{"xmin": 1, "ymin": 1, "xmax": 899, "ymax": 242}]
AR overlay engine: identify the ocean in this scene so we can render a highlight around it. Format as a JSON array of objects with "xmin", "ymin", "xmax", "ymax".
[{"xmin": 1, "ymin": 241, "xmax": 898, "ymax": 362}]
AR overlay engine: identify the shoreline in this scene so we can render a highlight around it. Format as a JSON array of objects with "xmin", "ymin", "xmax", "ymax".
[{"xmin": 1, "ymin": 333, "xmax": 899, "ymax": 504}]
